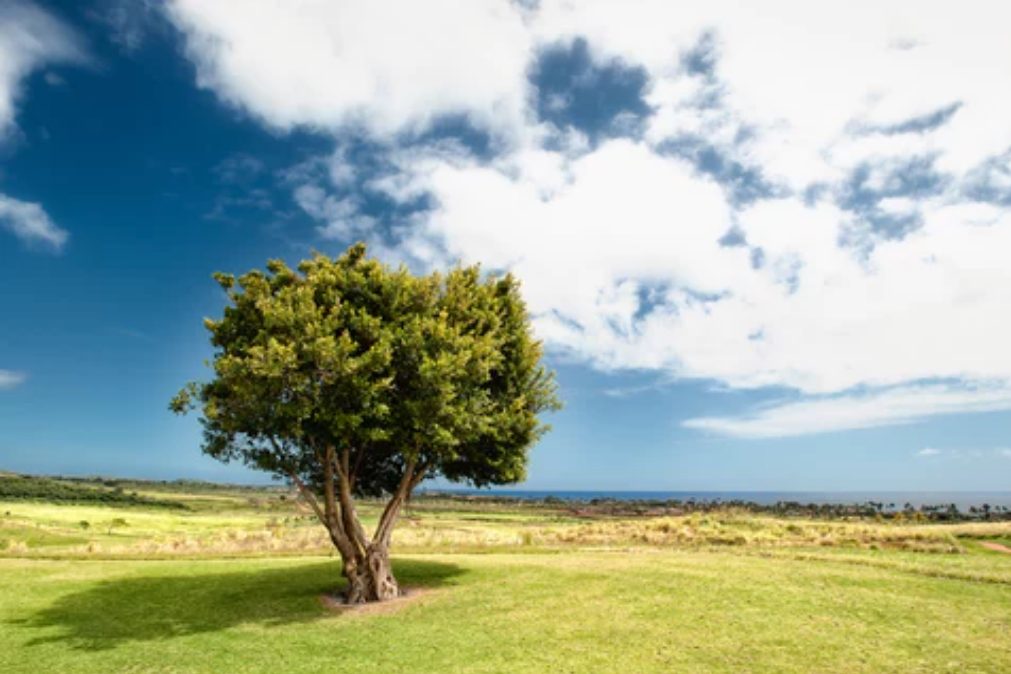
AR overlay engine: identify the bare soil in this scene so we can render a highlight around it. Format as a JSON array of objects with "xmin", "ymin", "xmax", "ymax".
[
  {"xmin": 318, "ymin": 586, "xmax": 435, "ymax": 616},
  {"xmin": 979, "ymin": 541, "xmax": 1011, "ymax": 554}
]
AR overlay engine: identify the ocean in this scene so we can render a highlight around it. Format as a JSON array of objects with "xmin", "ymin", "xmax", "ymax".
[{"xmin": 419, "ymin": 489, "xmax": 1011, "ymax": 511}]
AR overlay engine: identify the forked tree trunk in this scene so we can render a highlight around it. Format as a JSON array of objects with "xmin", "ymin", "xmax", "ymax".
[
  {"xmin": 340, "ymin": 487, "xmax": 408, "ymax": 603},
  {"xmin": 290, "ymin": 449, "xmax": 423, "ymax": 605},
  {"xmin": 343, "ymin": 543, "xmax": 400, "ymax": 604}
]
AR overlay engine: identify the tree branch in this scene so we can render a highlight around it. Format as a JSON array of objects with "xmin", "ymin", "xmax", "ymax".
[
  {"xmin": 269, "ymin": 437, "xmax": 331, "ymax": 532},
  {"xmin": 287, "ymin": 470, "xmax": 326, "ymax": 526},
  {"xmin": 409, "ymin": 462, "xmax": 429, "ymax": 491},
  {"xmin": 322, "ymin": 445, "xmax": 341, "ymax": 532},
  {"xmin": 373, "ymin": 457, "xmax": 420, "ymax": 547},
  {"xmin": 289, "ymin": 465, "xmax": 357, "ymax": 562},
  {"xmin": 349, "ymin": 446, "xmax": 366, "ymax": 491},
  {"xmin": 336, "ymin": 448, "xmax": 370, "ymax": 553}
]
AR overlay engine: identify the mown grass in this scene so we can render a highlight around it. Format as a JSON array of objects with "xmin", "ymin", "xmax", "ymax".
[
  {"xmin": 1, "ymin": 551, "xmax": 1009, "ymax": 673},
  {"xmin": 1, "ymin": 487, "xmax": 1010, "ymax": 672}
]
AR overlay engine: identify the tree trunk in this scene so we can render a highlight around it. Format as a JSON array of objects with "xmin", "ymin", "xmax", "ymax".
[
  {"xmin": 336, "ymin": 458, "xmax": 422, "ymax": 604},
  {"xmin": 342, "ymin": 544, "xmax": 400, "ymax": 604},
  {"xmin": 291, "ymin": 451, "xmax": 422, "ymax": 605}
]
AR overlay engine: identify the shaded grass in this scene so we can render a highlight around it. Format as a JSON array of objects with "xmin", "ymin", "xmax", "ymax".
[{"xmin": 10, "ymin": 558, "xmax": 461, "ymax": 651}]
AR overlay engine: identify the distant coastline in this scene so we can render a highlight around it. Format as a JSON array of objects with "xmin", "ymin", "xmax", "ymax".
[
  {"xmin": 420, "ymin": 489, "xmax": 1011, "ymax": 511},
  {"xmin": 5, "ymin": 470, "xmax": 1010, "ymax": 511}
]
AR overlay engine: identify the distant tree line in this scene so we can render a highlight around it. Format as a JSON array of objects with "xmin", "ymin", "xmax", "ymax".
[
  {"xmin": 0, "ymin": 475, "xmax": 187, "ymax": 509},
  {"xmin": 48, "ymin": 475, "xmax": 282, "ymax": 494}
]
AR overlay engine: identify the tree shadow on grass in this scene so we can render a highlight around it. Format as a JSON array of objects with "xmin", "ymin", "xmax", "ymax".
[{"xmin": 13, "ymin": 558, "xmax": 462, "ymax": 651}]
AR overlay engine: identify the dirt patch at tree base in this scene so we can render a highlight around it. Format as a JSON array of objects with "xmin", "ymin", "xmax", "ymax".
[
  {"xmin": 979, "ymin": 541, "xmax": 1011, "ymax": 554},
  {"xmin": 319, "ymin": 587, "xmax": 435, "ymax": 616}
]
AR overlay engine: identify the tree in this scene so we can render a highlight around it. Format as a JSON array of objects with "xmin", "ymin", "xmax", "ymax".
[{"xmin": 171, "ymin": 244, "xmax": 560, "ymax": 603}]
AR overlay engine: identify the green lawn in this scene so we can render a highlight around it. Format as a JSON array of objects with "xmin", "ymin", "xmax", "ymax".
[
  {"xmin": 2, "ymin": 485, "xmax": 1010, "ymax": 672},
  {"xmin": 2, "ymin": 549, "xmax": 1010, "ymax": 673}
]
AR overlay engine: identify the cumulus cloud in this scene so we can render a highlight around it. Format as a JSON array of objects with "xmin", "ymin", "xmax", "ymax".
[
  {"xmin": 0, "ymin": 370, "xmax": 27, "ymax": 389},
  {"xmin": 165, "ymin": 0, "xmax": 533, "ymax": 138},
  {"xmin": 373, "ymin": 141, "xmax": 1011, "ymax": 397},
  {"xmin": 683, "ymin": 383, "xmax": 1011, "ymax": 439},
  {"xmin": 168, "ymin": 1, "xmax": 1011, "ymax": 436},
  {"xmin": 0, "ymin": 194, "xmax": 68, "ymax": 250},
  {"xmin": 534, "ymin": 0, "xmax": 1011, "ymax": 187}
]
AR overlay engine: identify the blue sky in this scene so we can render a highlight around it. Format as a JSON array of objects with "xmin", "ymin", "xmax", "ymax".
[{"xmin": 1, "ymin": 0, "xmax": 1010, "ymax": 490}]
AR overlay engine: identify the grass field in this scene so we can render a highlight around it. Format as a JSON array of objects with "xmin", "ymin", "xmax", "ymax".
[{"xmin": 2, "ymin": 481, "xmax": 1010, "ymax": 673}]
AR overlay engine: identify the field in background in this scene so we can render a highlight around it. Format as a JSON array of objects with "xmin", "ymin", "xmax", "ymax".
[
  {"xmin": 3, "ymin": 475, "xmax": 1010, "ymax": 559},
  {"xmin": 2, "ymin": 475, "xmax": 1010, "ymax": 672}
]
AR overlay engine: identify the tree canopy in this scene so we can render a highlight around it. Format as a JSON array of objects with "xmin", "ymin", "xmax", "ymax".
[{"xmin": 171, "ymin": 243, "xmax": 559, "ymax": 602}]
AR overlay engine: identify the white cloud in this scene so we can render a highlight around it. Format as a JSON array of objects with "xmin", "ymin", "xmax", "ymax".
[
  {"xmin": 0, "ymin": 370, "xmax": 27, "ymax": 389},
  {"xmin": 165, "ymin": 0, "xmax": 534, "ymax": 139},
  {"xmin": 174, "ymin": 1, "xmax": 1011, "ymax": 435},
  {"xmin": 0, "ymin": 1, "xmax": 85, "ymax": 137},
  {"xmin": 0, "ymin": 2, "xmax": 82, "ymax": 251},
  {"xmin": 534, "ymin": 0, "xmax": 1011, "ymax": 187},
  {"xmin": 292, "ymin": 184, "xmax": 374, "ymax": 240},
  {"xmin": 918, "ymin": 447, "xmax": 1011, "ymax": 459},
  {"xmin": 373, "ymin": 139, "xmax": 1011, "ymax": 397},
  {"xmin": 166, "ymin": 0, "xmax": 1011, "ymax": 192},
  {"xmin": 373, "ymin": 137, "xmax": 756, "ymax": 367},
  {"xmin": 0, "ymin": 194, "xmax": 68, "ymax": 250},
  {"xmin": 682, "ymin": 383, "xmax": 1011, "ymax": 439}
]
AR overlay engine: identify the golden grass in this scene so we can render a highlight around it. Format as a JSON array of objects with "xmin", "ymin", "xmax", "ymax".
[{"xmin": 6, "ymin": 498, "xmax": 1009, "ymax": 560}]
